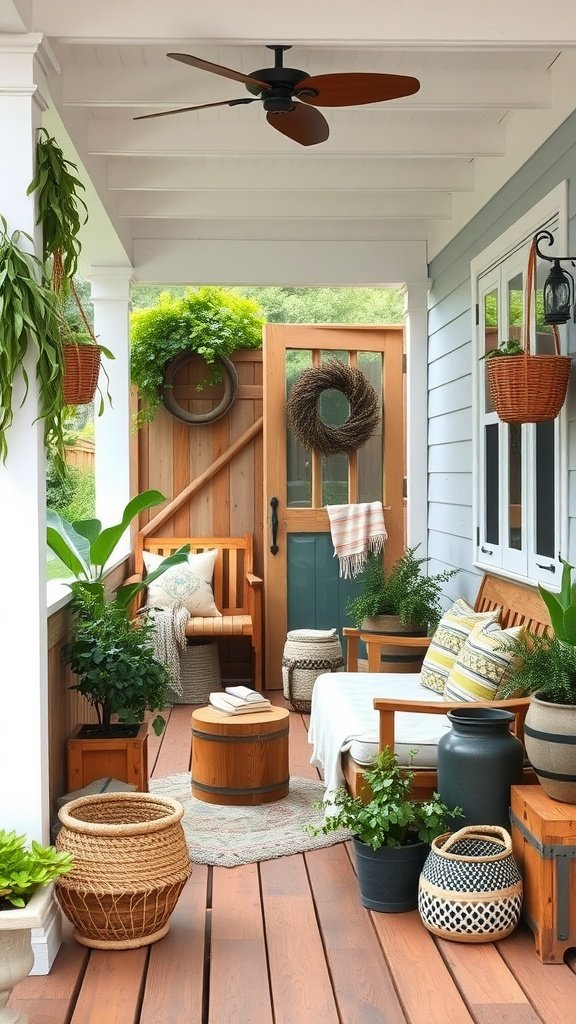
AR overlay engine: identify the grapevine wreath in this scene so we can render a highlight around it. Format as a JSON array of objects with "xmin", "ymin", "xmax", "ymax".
[{"xmin": 287, "ymin": 360, "xmax": 380, "ymax": 456}]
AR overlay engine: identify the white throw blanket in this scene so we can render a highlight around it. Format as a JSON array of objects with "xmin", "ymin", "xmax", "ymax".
[
  {"xmin": 144, "ymin": 604, "xmax": 190, "ymax": 699},
  {"xmin": 325, "ymin": 501, "xmax": 387, "ymax": 578}
]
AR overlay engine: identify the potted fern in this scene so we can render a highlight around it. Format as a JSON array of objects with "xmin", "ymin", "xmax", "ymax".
[{"xmin": 346, "ymin": 546, "xmax": 457, "ymax": 672}]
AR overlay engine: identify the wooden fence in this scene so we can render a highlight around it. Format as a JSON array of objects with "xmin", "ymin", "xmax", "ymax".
[{"xmin": 64, "ymin": 438, "xmax": 94, "ymax": 472}]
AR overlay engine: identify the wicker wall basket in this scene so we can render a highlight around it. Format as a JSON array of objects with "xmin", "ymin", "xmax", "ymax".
[
  {"xmin": 418, "ymin": 825, "xmax": 522, "ymax": 943},
  {"xmin": 282, "ymin": 629, "xmax": 344, "ymax": 713},
  {"xmin": 62, "ymin": 344, "xmax": 101, "ymax": 406},
  {"xmin": 55, "ymin": 792, "xmax": 192, "ymax": 949}
]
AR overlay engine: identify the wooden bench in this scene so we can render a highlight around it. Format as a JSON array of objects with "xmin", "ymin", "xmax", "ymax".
[
  {"xmin": 132, "ymin": 534, "xmax": 263, "ymax": 692},
  {"xmin": 341, "ymin": 573, "xmax": 550, "ymax": 800}
]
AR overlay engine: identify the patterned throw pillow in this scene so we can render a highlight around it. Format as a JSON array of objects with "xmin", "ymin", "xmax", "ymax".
[
  {"xmin": 443, "ymin": 621, "xmax": 524, "ymax": 703},
  {"xmin": 143, "ymin": 548, "xmax": 221, "ymax": 617},
  {"xmin": 420, "ymin": 599, "xmax": 500, "ymax": 694}
]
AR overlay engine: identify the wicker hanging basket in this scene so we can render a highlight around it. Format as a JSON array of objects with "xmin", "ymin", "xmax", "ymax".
[
  {"xmin": 61, "ymin": 279, "xmax": 101, "ymax": 406},
  {"xmin": 55, "ymin": 792, "xmax": 192, "ymax": 949},
  {"xmin": 486, "ymin": 240, "xmax": 571, "ymax": 424}
]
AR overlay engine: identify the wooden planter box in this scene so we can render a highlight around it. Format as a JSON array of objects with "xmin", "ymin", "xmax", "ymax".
[{"xmin": 67, "ymin": 723, "xmax": 149, "ymax": 793}]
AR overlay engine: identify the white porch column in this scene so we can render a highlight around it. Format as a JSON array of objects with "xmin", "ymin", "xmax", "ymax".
[
  {"xmin": 88, "ymin": 268, "xmax": 133, "ymax": 533},
  {"xmin": 402, "ymin": 281, "xmax": 430, "ymax": 556},
  {"xmin": 0, "ymin": 33, "xmax": 62, "ymax": 972}
]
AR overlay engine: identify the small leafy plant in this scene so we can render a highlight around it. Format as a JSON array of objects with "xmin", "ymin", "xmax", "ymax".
[
  {"xmin": 499, "ymin": 557, "xmax": 576, "ymax": 705},
  {"xmin": 130, "ymin": 286, "xmax": 264, "ymax": 425},
  {"xmin": 481, "ymin": 340, "xmax": 524, "ymax": 360},
  {"xmin": 346, "ymin": 545, "xmax": 457, "ymax": 631},
  {"xmin": 0, "ymin": 830, "xmax": 73, "ymax": 910},
  {"xmin": 308, "ymin": 747, "xmax": 462, "ymax": 850}
]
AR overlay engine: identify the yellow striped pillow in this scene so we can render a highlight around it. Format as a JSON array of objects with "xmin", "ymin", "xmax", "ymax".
[
  {"xmin": 443, "ymin": 621, "xmax": 524, "ymax": 703},
  {"xmin": 420, "ymin": 599, "xmax": 500, "ymax": 694}
]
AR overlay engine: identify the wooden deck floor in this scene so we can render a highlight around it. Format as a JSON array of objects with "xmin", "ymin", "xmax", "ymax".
[{"xmin": 10, "ymin": 694, "xmax": 576, "ymax": 1024}]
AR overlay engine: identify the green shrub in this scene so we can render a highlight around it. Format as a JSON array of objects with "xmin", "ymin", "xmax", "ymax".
[
  {"xmin": 346, "ymin": 545, "xmax": 457, "ymax": 631},
  {"xmin": 46, "ymin": 462, "xmax": 94, "ymax": 522},
  {"xmin": 0, "ymin": 829, "xmax": 72, "ymax": 910}
]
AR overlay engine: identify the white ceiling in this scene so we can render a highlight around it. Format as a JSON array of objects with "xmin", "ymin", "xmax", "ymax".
[{"xmin": 7, "ymin": 2, "xmax": 576, "ymax": 283}]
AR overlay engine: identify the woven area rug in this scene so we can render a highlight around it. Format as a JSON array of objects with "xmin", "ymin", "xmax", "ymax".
[{"xmin": 149, "ymin": 773, "xmax": 350, "ymax": 867}]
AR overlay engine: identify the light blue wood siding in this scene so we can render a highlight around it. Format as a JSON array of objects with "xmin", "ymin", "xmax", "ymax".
[{"xmin": 428, "ymin": 109, "xmax": 576, "ymax": 597}]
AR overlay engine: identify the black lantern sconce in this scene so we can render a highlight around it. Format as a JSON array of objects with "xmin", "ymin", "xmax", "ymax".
[{"xmin": 534, "ymin": 229, "xmax": 576, "ymax": 325}]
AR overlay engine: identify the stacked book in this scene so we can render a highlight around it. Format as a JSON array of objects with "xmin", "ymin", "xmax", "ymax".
[{"xmin": 209, "ymin": 686, "xmax": 272, "ymax": 715}]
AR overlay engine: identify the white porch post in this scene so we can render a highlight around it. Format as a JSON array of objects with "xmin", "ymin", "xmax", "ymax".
[
  {"xmin": 88, "ymin": 269, "xmax": 133, "ymax": 532},
  {"xmin": 0, "ymin": 33, "xmax": 62, "ymax": 972},
  {"xmin": 402, "ymin": 281, "xmax": 430, "ymax": 556}
]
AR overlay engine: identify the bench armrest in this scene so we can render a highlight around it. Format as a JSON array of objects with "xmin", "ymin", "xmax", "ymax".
[
  {"xmin": 246, "ymin": 573, "xmax": 263, "ymax": 588},
  {"xmin": 372, "ymin": 695, "xmax": 530, "ymax": 754},
  {"xmin": 343, "ymin": 627, "xmax": 431, "ymax": 671}
]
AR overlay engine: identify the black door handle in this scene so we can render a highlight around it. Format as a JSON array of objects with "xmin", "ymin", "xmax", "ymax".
[{"xmin": 270, "ymin": 497, "xmax": 279, "ymax": 555}]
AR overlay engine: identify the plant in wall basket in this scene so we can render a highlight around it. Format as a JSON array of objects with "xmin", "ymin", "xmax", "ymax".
[
  {"xmin": 130, "ymin": 286, "xmax": 264, "ymax": 425},
  {"xmin": 27, "ymin": 129, "xmax": 112, "ymax": 408},
  {"xmin": 0, "ymin": 217, "xmax": 67, "ymax": 472}
]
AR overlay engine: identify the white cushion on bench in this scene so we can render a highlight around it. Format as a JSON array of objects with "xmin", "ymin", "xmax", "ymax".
[{"xmin": 308, "ymin": 671, "xmax": 451, "ymax": 795}]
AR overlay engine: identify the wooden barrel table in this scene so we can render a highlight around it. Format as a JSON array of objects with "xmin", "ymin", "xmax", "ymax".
[{"xmin": 191, "ymin": 706, "xmax": 290, "ymax": 805}]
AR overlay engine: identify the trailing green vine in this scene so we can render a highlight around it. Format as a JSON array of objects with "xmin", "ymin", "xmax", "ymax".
[
  {"xmin": 0, "ymin": 218, "xmax": 66, "ymax": 471},
  {"xmin": 27, "ymin": 128, "xmax": 88, "ymax": 290},
  {"xmin": 130, "ymin": 287, "xmax": 264, "ymax": 425}
]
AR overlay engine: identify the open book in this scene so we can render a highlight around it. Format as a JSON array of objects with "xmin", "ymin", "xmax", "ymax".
[{"xmin": 209, "ymin": 688, "xmax": 272, "ymax": 715}]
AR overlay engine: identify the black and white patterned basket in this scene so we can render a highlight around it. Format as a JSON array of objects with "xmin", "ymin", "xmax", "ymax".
[
  {"xmin": 282, "ymin": 629, "xmax": 344, "ymax": 712},
  {"xmin": 418, "ymin": 825, "xmax": 522, "ymax": 943}
]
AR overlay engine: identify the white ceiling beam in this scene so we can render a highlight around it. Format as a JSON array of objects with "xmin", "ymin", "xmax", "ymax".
[
  {"xmin": 32, "ymin": 1, "xmax": 576, "ymax": 46},
  {"xmin": 107, "ymin": 155, "xmax": 474, "ymax": 192},
  {"xmin": 118, "ymin": 189, "xmax": 451, "ymax": 220},
  {"xmin": 62, "ymin": 66, "xmax": 550, "ymax": 111},
  {"xmin": 129, "ymin": 218, "xmax": 431, "ymax": 241},
  {"xmin": 89, "ymin": 118, "xmax": 505, "ymax": 158}
]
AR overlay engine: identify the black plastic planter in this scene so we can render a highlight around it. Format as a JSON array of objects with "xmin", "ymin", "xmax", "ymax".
[{"xmin": 352, "ymin": 837, "xmax": 429, "ymax": 912}]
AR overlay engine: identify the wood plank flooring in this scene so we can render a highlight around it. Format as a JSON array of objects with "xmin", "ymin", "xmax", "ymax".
[{"xmin": 10, "ymin": 696, "xmax": 576, "ymax": 1024}]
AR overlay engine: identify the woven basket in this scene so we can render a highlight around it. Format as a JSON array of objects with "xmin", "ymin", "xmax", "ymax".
[
  {"xmin": 418, "ymin": 825, "xmax": 522, "ymax": 943},
  {"xmin": 282, "ymin": 629, "xmax": 344, "ymax": 712},
  {"xmin": 177, "ymin": 639, "xmax": 222, "ymax": 704},
  {"xmin": 62, "ymin": 343, "xmax": 101, "ymax": 405},
  {"xmin": 486, "ymin": 239, "xmax": 571, "ymax": 424},
  {"xmin": 55, "ymin": 792, "xmax": 192, "ymax": 949}
]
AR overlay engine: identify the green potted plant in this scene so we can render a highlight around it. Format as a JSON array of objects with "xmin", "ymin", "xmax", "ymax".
[
  {"xmin": 346, "ymin": 546, "xmax": 457, "ymax": 672},
  {"xmin": 46, "ymin": 489, "xmax": 189, "ymax": 791},
  {"xmin": 308, "ymin": 747, "xmax": 461, "ymax": 912},
  {"xmin": 498, "ymin": 557, "xmax": 576, "ymax": 803},
  {"xmin": 0, "ymin": 830, "xmax": 73, "ymax": 1012},
  {"xmin": 130, "ymin": 286, "xmax": 264, "ymax": 425}
]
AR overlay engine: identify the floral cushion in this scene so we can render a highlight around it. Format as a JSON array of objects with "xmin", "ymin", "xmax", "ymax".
[
  {"xmin": 143, "ymin": 548, "xmax": 221, "ymax": 617},
  {"xmin": 443, "ymin": 621, "xmax": 524, "ymax": 703},
  {"xmin": 420, "ymin": 599, "xmax": 500, "ymax": 694}
]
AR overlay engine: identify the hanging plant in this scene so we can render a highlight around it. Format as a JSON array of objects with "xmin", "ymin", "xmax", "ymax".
[
  {"xmin": 0, "ymin": 218, "xmax": 66, "ymax": 472},
  {"xmin": 130, "ymin": 287, "xmax": 264, "ymax": 425}
]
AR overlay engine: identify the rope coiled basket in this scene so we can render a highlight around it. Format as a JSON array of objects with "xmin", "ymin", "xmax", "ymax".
[
  {"xmin": 178, "ymin": 639, "xmax": 222, "ymax": 704},
  {"xmin": 418, "ymin": 825, "xmax": 522, "ymax": 943},
  {"xmin": 282, "ymin": 629, "xmax": 344, "ymax": 712},
  {"xmin": 55, "ymin": 792, "xmax": 192, "ymax": 949}
]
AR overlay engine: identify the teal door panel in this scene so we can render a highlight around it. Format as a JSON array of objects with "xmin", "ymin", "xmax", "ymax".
[{"xmin": 287, "ymin": 533, "xmax": 360, "ymax": 638}]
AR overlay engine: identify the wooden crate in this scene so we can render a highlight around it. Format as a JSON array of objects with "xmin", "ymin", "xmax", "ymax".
[
  {"xmin": 510, "ymin": 784, "xmax": 576, "ymax": 963},
  {"xmin": 67, "ymin": 723, "xmax": 149, "ymax": 793}
]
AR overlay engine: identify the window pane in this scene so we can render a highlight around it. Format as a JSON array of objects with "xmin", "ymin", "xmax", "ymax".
[
  {"xmin": 508, "ymin": 424, "xmax": 522, "ymax": 550},
  {"xmin": 536, "ymin": 421, "xmax": 555, "ymax": 556},
  {"xmin": 286, "ymin": 349, "xmax": 312, "ymax": 507},
  {"xmin": 358, "ymin": 351, "xmax": 383, "ymax": 502},
  {"xmin": 321, "ymin": 350, "xmax": 349, "ymax": 506},
  {"xmin": 484, "ymin": 288, "xmax": 498, "ymax": 411},
  {"xmin": 535, "ymin": 259, "xmax": 556, "ymax": 355},
  {"xmin": 485, "ymin": 423, "xmax": 499, "ymax": 545}
]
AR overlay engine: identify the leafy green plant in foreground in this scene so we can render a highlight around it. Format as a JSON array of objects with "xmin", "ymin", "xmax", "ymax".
[{"xmin": 0, "ymin": 830, "xmax": 72, "ymax": 910}]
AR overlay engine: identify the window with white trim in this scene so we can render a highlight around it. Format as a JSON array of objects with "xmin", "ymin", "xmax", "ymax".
[{"xmin": 472, "ymin": 185, "xmax": 568, "ymax": 587}]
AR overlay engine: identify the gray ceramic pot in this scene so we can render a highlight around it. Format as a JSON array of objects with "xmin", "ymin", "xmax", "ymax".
[{"xmin": 524, "ymin": 695, "xmax": 576, "ymax": 803}]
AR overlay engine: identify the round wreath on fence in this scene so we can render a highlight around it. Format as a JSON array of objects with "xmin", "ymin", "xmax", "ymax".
[{"xmin": 287, "ymin": 360, "xmax": 380, "ymax": 456}]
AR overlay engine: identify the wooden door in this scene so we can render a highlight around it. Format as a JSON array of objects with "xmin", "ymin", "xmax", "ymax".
[{"xmin": 263, "ymin": 324, "xmax": 405, "ymax": 688}]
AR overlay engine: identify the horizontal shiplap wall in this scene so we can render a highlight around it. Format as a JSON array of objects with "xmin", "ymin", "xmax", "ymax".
[{"xmin": 428, "ymin": 110, "xmax": 576, "ymax": 603}]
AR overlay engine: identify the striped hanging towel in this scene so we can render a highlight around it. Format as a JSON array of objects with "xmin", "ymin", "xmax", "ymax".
[{"xmin": 326, "ymin": 501, "xmax": 387, "ymax": 579}]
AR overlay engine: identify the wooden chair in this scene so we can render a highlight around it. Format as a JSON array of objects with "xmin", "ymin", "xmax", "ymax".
[
  {"xmin": 131, "ymin": 534, "xmax": 263, "ymax": 692},
  {"xmin": 341, "ymin": 573, "xmax": 550, "ymax": 799}
]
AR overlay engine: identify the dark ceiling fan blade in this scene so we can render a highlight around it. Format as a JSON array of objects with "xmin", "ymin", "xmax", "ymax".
[
  {"xmin": 134, "ymin": 98, "xmax": 257, "ymax": 121},
  {"xmin": 266, "ymin": 102, "xmax": 329, "ymax": 147},
  {"xmin": 167, "ymin": 53, "xmax": 271, "ymax": 91},
  {"xmin": 296, "ymin": 72, "xmax": 420, "ymax": 107}
]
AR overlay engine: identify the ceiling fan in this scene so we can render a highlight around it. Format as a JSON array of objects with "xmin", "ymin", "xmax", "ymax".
[{"xmin": 134, "ymin": 44, "xmax": 420, "ymax": 147}]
